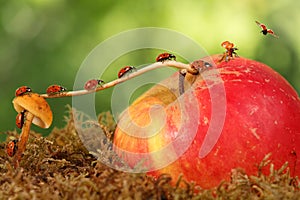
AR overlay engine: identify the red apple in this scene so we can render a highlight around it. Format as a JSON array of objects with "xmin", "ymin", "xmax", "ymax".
[{"xmin": 113, "ymin": 55, "xmax": 300, "ymax": 188}]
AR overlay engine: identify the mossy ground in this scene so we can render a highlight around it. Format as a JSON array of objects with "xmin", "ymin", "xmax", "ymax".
[{"xmin": 0, "ymin": 108, "xmax": 299, "ymax": 199}]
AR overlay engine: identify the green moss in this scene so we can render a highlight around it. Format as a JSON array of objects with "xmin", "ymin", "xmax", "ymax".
[{"xmin": 0, "ymin": 109, "xmax": 299, "ymax": 199}]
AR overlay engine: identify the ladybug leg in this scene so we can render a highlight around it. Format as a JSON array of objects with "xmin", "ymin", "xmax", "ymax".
[
  {"xmin": 131, "ymin": 67, "xmax": 137, "ymax": 73},
  {"xmin": 126, "ymin": 67, "xmax": 137, "ymax": 77},
  {"xmin": 227, "ymin": 49, "xmax": 238, "ymax": 61},
  {"xmin": 233, "ymin": 51, "xmax": 238, "ymax": 58},
  {"xmin": 218, "ymin": 53, "xmax": 227, "ymax": 63},
  {"xmin": 225, "ymin": 51, "xmax": 230, "ymax": 62},
  {"xmin": 170, "ymin": 55, "xmax": 176, "ymax": 61},
  {"xmin": 126, "ymin": 67, "xmax": 137, "ymax": 76}
]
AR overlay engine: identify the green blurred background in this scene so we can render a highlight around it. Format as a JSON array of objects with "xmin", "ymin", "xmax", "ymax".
[{"xmin": 1, "ymin": 0, "xmax": 299, "ymax": 139}]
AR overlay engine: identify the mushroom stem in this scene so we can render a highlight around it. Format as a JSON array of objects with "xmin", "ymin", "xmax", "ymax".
[{"xmin": 13, "ymin": 111, "xmax": 34, "ymax": 168}]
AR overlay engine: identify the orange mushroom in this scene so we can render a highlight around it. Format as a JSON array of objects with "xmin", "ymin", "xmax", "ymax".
[{"xmin": 12, "ymin": 93, "xmax": 52, "ymax": 167}]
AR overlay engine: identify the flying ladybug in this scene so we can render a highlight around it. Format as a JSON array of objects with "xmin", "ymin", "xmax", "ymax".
[{"xmin": 255, "ymin": 21, "xmax": 279, "ymax": 38}]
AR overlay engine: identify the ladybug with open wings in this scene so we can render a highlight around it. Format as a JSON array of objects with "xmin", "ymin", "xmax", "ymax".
[
  {"xmin": 219, "ymin": 41, "xmax": 238, "ymax": 62},
  {"xmin": 255, "ymin": 21, "xmax": 279, "ymax": 38}
]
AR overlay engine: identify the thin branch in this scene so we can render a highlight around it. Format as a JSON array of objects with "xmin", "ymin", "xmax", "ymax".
[{"xmin": 40, "ymin": 61, "xmax": 194, "ymax": 99}]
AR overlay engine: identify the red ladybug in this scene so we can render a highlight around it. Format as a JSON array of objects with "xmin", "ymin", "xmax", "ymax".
[
  {"xmin": 6, "ymin": 139, "xmax": 18, "ymax": 157},
  {"xmin": 156, "ymin": 53, "xmax": 176, "ymax": 62},
  {"xmin": 255, "ymin": 21, "xmax": 279, "ymax": 38},
  {"xmin": 15, "ymin": 86, "xmax": 32, "ymax": 96},
  {"xmin": 221, "ymin": 41, "xmax": 238, "ymax": 61},
  {"xmin": 118, "ymin": 66, "xmax": 136, "ymax": 78},
  {"xmin": 84, "ymin": 79, "xmax": 105, "ymax": 90},
  {"xmin": 46, "ymin": 85, "xmax": 67, "ymax": 95},
  {"xmin": 16, "ymin": 110, "xmax": 26, "ymax": 129}
]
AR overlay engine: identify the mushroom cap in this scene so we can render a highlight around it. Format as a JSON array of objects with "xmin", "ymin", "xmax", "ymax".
[{"xmin": 13, "ymin": 93, "xmax": 53, "ymax": 128}]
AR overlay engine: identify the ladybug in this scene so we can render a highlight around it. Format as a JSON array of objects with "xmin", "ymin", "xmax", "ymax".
[
  {"xmin": 84, "ymin": 79, "xmax": 105, "ymax": 90},
  {"xmin": 220, "ymin": 41, "xmax": 238, "ymax": 62},
  {"xmin": 6, "ymin": 139, "xmax": 18, "ymax": 157},
  {"xmin": 16, "ymin": 110, "xmax": 26, "ymax": 129},
  {"xmin": 255, "ymin": 21, "xmax": 279, "ymax": 38},
  {"xmin": 15, "ymin": 86, "xmax": 32, "ymax": 97},
  {"xmin": 156, "ymin": 53, "xmax": 176, "ymax": 62},
  {"xmin": 118, "ymin": 66, "xmax": 136, "ymax": 78},
  {"xmin": 221, "ymin": 41, "xmax": 238, "ymax": 53},
  {"xmin": 46, "ymin": 85, "xmax": 67, "ymax": 95}
]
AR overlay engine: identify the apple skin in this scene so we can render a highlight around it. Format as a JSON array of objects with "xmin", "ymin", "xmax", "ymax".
[{"xmin": 113, "ymin": 55, "xmax": 300, "ymax": 188}]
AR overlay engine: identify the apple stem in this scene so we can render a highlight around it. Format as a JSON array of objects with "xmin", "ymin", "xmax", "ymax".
[
  {"xmin": 40, "ymin": 61, "xmax": 196, "ymax": 99},
  {"xmin": 178, "ymin": 72, "xmax": 186, "ymax": 95}
]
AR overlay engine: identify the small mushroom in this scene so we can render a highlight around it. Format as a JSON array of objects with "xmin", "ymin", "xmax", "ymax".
[{"xmin": 12, "ymin": 93, "xmax": 53, "ymax": 167}]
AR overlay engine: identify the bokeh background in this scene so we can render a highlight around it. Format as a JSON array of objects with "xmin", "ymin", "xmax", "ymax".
[{"xmin": 1, "ymin": 0, "xmax": 299, "ymax": 139}]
